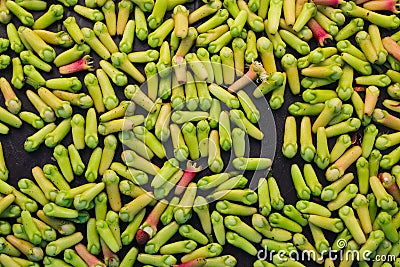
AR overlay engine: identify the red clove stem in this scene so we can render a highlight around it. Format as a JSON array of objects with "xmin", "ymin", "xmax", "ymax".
[
  {"xmin": 307, "ymin": 18, "xmax": 333, "ymax": 47},
  {"xmin": 175, "ymin": 161, "xmax": 202, "ymax": 195},
  {"xmin": 383, "ymin": 37, "xmax": 400, "ymax": 62},
  {"xmin": 228, "ymin": 61, "xmax": 266, "ymax": 93},
  {"xmin": 75, "ymin": 243, "xmax": 106, "ymax": 267},
  {"xmin": 363, "ymin": 0, "xmax": 399, "ymax": 13},
  {"xmin": 135, "ymin": 200, "xmax": 168, "ymax": 245},
  {"xmin": 59, "ymin": 55, "xmax": 94, "ymax": 75},
  {"xmin": 100, "ymin": 238, "xmax": 119, "ymax": 267},
  {"xmin": 379, "ymin": 172, "xmax": 400, "ymax": 204}
]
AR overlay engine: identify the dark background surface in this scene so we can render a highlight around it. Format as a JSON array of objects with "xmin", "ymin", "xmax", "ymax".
[{"xmin": 0, "ymin": 0, "xmax": 398, "ymax": 266}]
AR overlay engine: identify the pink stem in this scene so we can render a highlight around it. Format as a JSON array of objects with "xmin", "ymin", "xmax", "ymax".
[
  {"xmin": 227, "ymin": 70, "xmax": 256, "ymax": 93},
  {"xmin": 59, "ymin": 55, "xmax": 94, "ymax": 74},
  {"xmin": 175, "ymin": 161, "xmax": 202, "ymax": 195},
  {"xmin": 385, "ymin": 183, "xmax": 400, "ymax": 204},
  {"xmin": 363, "ymin": 0, "xmax": 398, "ymax": 12},
  {"xmin": 228, "ymin": 61, "xmax": 265, "ymax": 93},
  {"xmin": 136, "ymin": 201, "xmax": 168, "ymax": 244},
  {"xmin": 307, "ymin": 19, "xmax": 333, "ymax": 47},
  {"xmin": 383, "ymin": 37, "xmax": 400, "ymax": 62},
  {"xmin": 173, "ymin": 258, "xmax": 207, "ymax": 267},
  {"xmin": 75, "ymin": 243, "xmax": 105, "ymax": 267},
  {"xmin": 379, "ymin": 173, "xmax": 400, "ymax": 205},
  {"xmin": 100, "ymin": 238, "xmax": 119, "ymax": 267}
]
